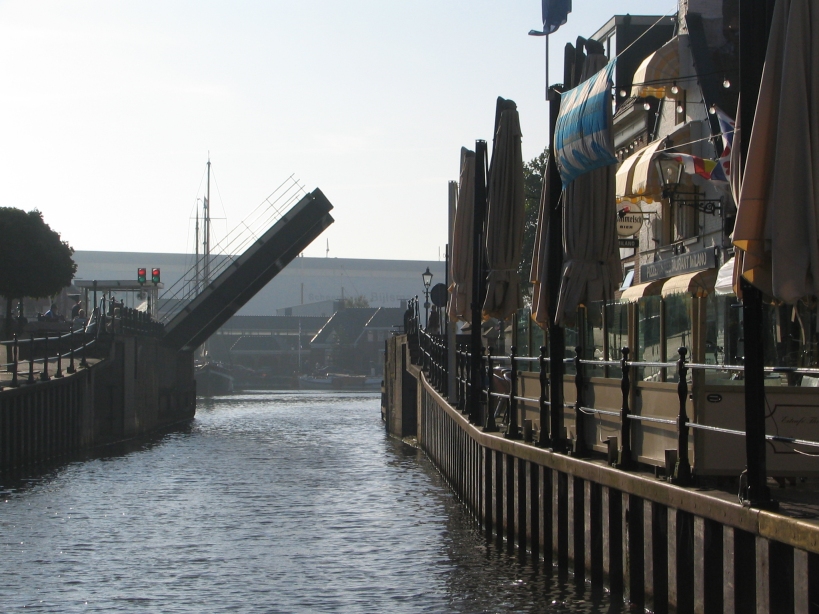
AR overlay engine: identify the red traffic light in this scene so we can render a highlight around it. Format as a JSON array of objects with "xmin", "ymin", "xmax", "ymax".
[
  {"xmin": 137, "ymin": 268, "xmax": 147, "ymax": 284},
  {"xmin": 151, "ymin": 268, "xmax": 161, "ymax": 284}
]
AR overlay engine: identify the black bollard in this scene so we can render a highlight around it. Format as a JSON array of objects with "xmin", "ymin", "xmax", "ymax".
[
  {"xmin": 54, "ymin": 333, "xmax": 64, "ymax": 378},
  {"xmin": 10, "ymin": 334, "xmax": 19, "ymax": 387},
  {"xmin": 27, "ymin": 334, "xmax": 35, "ymax": 384},
  {"xmin": 572, "ymin": 347, "xmax": 589, "ymax": 457},
  {"xmin": 537, "ymin": 346, "xmax": 550, "ymax": 447},
  {"xmin": 40, "ymin": 335, "xmax": 50, "ymax": 381},
  {"xmin": 67, "ymin": 328, "xmax": 76, "ymax": 374},
  {"xmin": 484, "ymin": 347, "xmax": 498, "ymax": 432},
  {"xmin": 615, "ymin": 347, "xmax": 635, "ymax": 470},
  {"xmin": 671, "ymin": 347, "xmax": 693, "ymax": 485}
]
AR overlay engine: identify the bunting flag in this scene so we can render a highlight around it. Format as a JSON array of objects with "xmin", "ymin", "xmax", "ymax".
[
  {"xmin": 712, "ymin": 105, "xmax": 735, "ymax": 181},
  {"xmin": 664, "ymin": 152, "xmax": 727, "ymax": 182},
  {"xmin": 554, "ymin": 61, "xmax": 617, "ymax": 187},
  {"xmin": 541, "ymin": 0, "xmax": 572, "ymax": 34}
]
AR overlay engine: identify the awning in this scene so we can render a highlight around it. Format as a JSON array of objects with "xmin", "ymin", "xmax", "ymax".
[
  {"xmin": 661, "ymin": 268, "xmax": 718, "ymax": 298},
  {"xmin": 714, "ymin": 257, "xmax": 736, "ymax": 295},
  {"xmin": 631, "ymin": 38, "xmax": 679, "ymax": 99},
  {"xmin": 619, "ymin": 279, "xmax": 665, "ymax": 302},
  {"xmin": 615, "ymin": 140, "xmax": 665, "ymax": 204}
]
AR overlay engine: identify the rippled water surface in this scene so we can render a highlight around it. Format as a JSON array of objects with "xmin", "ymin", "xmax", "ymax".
[{"xmin": 1, "ymin": 392, "xmax": 627, "ymax": 613}]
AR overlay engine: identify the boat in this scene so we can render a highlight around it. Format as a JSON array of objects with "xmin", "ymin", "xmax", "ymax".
[
  {"xmin": 299, "ymin": 373, "xmax": 381, "ymax": 391},
  {"xmin": 195, "ymin": 360, "xmax": 235, "ymax": 396}
]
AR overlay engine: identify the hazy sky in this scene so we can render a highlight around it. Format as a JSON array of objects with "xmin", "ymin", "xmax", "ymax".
[{"xmin": 0, "ymin": 1, "xmax": 675, "ymax": 261}]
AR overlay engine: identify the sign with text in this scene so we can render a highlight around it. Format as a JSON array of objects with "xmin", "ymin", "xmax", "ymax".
[
  {"xmin": 618, "ymin": 238, "xmax": 639, "ymax": 248},
  {"xmin": 640, "ymin": 247, "xmax": 716, "ymax": 282},
  {"xmin": 616, "ymin": 201, "xmax": 643, "ymax": 237}
]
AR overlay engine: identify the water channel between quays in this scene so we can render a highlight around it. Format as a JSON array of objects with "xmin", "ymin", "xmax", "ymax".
[{"xmin": 1, "ymin": 392, "xmax": 630, "ymax": 613}]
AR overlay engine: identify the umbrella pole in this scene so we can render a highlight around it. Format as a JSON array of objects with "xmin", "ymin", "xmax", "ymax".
[
  {"xmin": 736, "ymin": 0, "xmax": 777, "ymax": 510},
  {"xmin": 543, "ymin": 86, "xmax": 565, "ymax": 452},
  {"xmin": 469, "ymin": 140, "xmax": 491, "ymax": 428}
]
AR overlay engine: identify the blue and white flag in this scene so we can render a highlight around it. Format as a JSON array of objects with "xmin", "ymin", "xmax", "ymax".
[
  {"xmin": 554, "ymin": 61, "xmax": 617, "ymax": 188},
  {"xmin": 541, "ymin": 0, "xmax": 572, "ymax": 34}
]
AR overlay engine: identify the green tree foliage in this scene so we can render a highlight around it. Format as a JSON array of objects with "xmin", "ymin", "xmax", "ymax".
[
  {"xmin": 0, "ymin": 207, "xmax": 76, "ymax": 338},
  {"xmin": 519, "ymin": 146, "xmax": 549, "ymax": 299}
]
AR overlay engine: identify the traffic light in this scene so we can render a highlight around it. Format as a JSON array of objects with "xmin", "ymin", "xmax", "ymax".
[
  {"xmin": 151, "ymin": 268, "xmax": 161, "ymax": 284},
  {"xmin": 137, "ymin": 267, "xmax": 147, "ymax": 284}
]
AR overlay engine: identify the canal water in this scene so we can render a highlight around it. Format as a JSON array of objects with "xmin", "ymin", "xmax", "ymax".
[{"xmin": 1, "ymin": 392, "xmax": 628, "ymax": 613}]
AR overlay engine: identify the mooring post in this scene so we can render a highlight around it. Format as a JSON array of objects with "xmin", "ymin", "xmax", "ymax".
[
  {"xmin": 573, "ymin": 346, "xmax": 589, "ymax": 457},
  {"xmin": 10, "ymin": 334, "xmax": 19, "ymax": 387},
  {"xmin": 506, "ymin": 346, "xmax": 521, "ymax": 439},
  {"xmin": 484, "ymin": 347, "xmax": 498, "ymax": 432},
  {"xmin": 671, "ymin": 347, "xmax": 693, "ymax": 485},
  {"xmin": 40, "ymin": 334, "xmax": 50, "ymax": 381},
  {"xmin": 616, "ymin": 347, "xmax": 635, "ymax": 470}
]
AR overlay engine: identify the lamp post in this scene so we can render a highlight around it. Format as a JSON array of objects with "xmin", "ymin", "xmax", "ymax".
[{"xmin": 422, "ymin": 267, "xmax": 433, "ymax": 328}]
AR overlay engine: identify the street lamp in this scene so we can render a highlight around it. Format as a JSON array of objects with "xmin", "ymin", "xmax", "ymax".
[
  {"xmin": 422, "ymin": 267, "xmax": 433, "ymax": 328},
  {"xmin": 655, "ymin": 155, "xmax": 723, "ymax": 215}
]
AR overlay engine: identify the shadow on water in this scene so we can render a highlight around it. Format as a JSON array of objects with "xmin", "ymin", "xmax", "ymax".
[{"xmin": 383, "ymin": 433, "xmax": 631, "ymax": 614}]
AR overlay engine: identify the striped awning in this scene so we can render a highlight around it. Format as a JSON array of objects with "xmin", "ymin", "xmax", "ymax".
[
  {"xmin": 631, "ymin": 38, "xmax": 679, "ymax": 99},
  {"xmin": 615, "ymin": 140, "xmax": 665, "ymax": 204},
  {"xmin": 619, "ymin": 279, "xmax": 665, "ymax": 302},
  {"xmin": 661, "ymin": 268, "xmax": 718, "ymax": 298}
]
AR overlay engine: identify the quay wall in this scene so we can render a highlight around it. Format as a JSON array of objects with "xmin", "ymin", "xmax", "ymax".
[
  {"xmin": 0, "ymin": 335, "xmax": 195, "ymax": 472},
  {"xmin": 385, "ymin": 336, "xmax": 819, "ymax": 613}
]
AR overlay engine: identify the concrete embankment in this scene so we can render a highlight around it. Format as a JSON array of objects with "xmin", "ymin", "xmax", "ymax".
[
  {"xmin": 383, "ymin": 334, "xmax": 819, "ymax": 613},
  {"xmin": 0, "ymin": 335, "xmax": 195, "ymax": 472}
]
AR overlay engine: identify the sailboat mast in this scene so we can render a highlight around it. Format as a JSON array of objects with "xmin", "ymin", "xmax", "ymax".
[
  {"xmin": 195, "ymin": 203, "xmax": 200, "ymax": 292},
  {"xmin": 204, "ymin": 157, "xmax": 211, "ymax": 285}
]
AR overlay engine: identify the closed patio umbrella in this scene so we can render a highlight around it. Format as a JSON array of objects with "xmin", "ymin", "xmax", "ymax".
[
  {"xmin": 482, "ymin": 97, "xmax": 525, "ymax": 321},
  {"xmin": 733, "ymin": 0, "xmax": 819, "ymax": 304},
  {"xmin": 530, "ymin": 161, "xmax": 553, "ymax": 327},
  {"xmin": 448, "ymin": 148, "xmax": 476, "ymax": 322},
  {"xmin": 554, "ymin": 51, "xmax": 621, "ymax": 326}
]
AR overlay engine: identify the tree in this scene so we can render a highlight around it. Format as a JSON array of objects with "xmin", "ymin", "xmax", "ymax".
[
  {"xmin": 519, "ymin": 146, "xmax": 549, "ymax": 299},
  {"xmin": 0, "ymin": 208, "xmax": 76, "ymax": 340}
]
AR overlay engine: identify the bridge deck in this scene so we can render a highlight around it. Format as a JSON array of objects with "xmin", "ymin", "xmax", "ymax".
[{"xmin": 161, "ymin": 188, "xmax": 334, "ymax": 352}]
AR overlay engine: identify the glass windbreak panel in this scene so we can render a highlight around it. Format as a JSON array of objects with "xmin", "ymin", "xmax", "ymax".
[
  {"xmin": 606, "ymin": 301, "xmax": 628, "ymax": 379},
  {"xmin": 532, "ymin": 322, "xmax": 546, "ymax": 360},
  {"xmin": 637, "ymin": 295, "xmax": 662, "ymax": 381},
  {"xmin": 703, "ymin": 293, "xmax": 744, "ymax": 385},
  {"xmin": 760, "ymin": 300, "xmax": 819, "ymax": 386},
  {"xmin": 664, "ymin": 293, "xmax": 693, "ymax": 383}
]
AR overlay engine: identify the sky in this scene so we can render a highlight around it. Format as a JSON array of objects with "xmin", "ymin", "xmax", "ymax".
[{"xmin": 0, "ymin": 0, "xmax": 676, "ymax": 262}]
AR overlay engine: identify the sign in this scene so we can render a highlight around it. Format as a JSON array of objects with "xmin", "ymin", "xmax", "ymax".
[
  {"xmin": 616, "ymin": 201, "xmax": 643, "ymax": 237},
  {"xmin": 430, "ymin": 283, "xmax": 448, "ymax": 308},
  {"xmin": 618, "ymin": 238, "xmax": 639, "ymax": 248},
  {"xmin": 640, "ymin": 247, "xmax": 716, "ymax": 282}
]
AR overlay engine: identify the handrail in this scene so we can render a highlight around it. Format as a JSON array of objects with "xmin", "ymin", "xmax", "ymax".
[{"xmin": 403, "ymin": 300, "xmax": 819, "ymax": 486}]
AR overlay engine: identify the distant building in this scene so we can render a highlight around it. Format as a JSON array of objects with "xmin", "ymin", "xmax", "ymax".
[{"xmin": 72, "ymin": 251, "xmax": 445, "ymax": 316}]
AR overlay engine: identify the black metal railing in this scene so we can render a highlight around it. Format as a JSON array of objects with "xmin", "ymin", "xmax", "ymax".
[
  {"xmin": 402, "ymin": 303, "xmax": 819, "ymax": 496},
  {"xmin": 1, "ymin": 297, "xmax": 164, "ymax": 390}
]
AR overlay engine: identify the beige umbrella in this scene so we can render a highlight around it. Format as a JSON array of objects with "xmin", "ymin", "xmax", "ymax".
[
  {"xmin": 447, "ymin": 148, "xmax": 476, "ymax": 322},
  {"xmin": 734, "ymin": 0, "xmax": 819, "ymax": 304},
  {"xmin": 483, "ymin": 98, "xmax": 525, "ymax": 321},
  {"xmin": 530, "ymin": 161, "xmax": 552, "ymax": 327},
  {"xmin": 554, "ymin": 52, "xmax": 621, "ymax": 326}
]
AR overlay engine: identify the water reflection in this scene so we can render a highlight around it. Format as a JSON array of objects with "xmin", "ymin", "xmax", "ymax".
[{"xmin": 0, "ymin": 392, "xmax": 627, "ymax": 613}]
